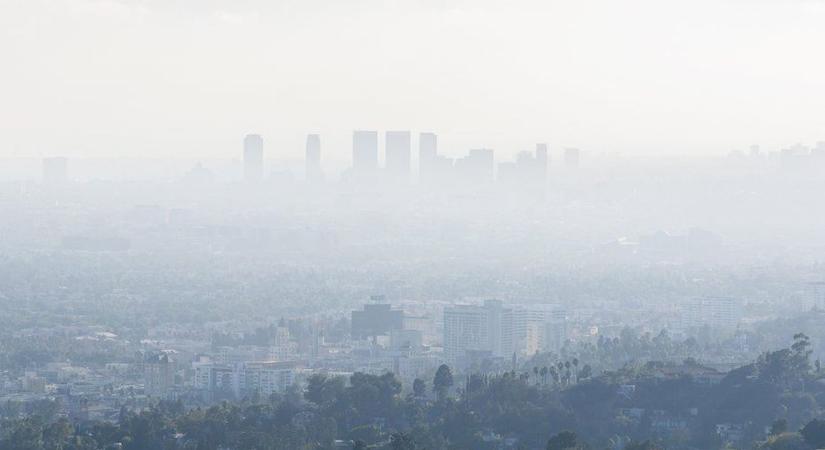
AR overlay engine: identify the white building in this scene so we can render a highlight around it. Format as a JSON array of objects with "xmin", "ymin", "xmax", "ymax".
[
  {"xmin": 193, "ymin": 360, "xmax": 298, "ymax": 399},
  {"xmin": 444, "ymin": 300, "xmax": 567, "ymax": 363},
  {"xmin": 683, "ymin": 297, "xmax": 739, "ymax": 330}
]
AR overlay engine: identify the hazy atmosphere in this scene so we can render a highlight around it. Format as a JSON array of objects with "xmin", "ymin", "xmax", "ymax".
[
  {"xmin": 3, "ymin": 1, "xmax": 825, "ymax": 450},
  {"xmin": 3, "ymin": 0, "xmax": 825, "ymax": 161}
]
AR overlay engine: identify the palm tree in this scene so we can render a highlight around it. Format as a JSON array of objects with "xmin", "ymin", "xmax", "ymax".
[{"xmin": 572, "ymin": 358, "xmax": 579, "ymax": 384}]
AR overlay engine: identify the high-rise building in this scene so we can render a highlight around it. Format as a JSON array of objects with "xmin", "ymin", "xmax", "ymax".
[
  {"xmin": 564, "ymin": 148, "xmax": 580, "ymax": 168},
  {"xmin": 305, "ymin": 134, "xmax": 322, "ymax": 182},
  {"xmin": 385, "ymin": 131, "xmax": 411, "ymax": 181},
  {"xmin": 143, "ymin": 352, "xmax": 176, "ymax": 399},
  {"xmin": 683, "ymin": 297, "xmax": 739, "ymax": 330},
  {"xmin": 443, "ymin": 300, "xmax": 510, "ymax": 362},
  {"xmin": 193, "ymin": 360, "xmax": 298, "ymax": 400},
  {"xmin": 243, "ymin": 134, "xmax": 264, "ymax": 182},
  {"xmin": 444, "ymin": 300, "xmax": 566, "ymax": 363},
  {"xmin": 536, "ymin": 143, "xmax": 549, "ymax": 178},
  {"xmin": 809, "ymin": 282, "xmax": 825, "ymax": 309},
  {"xmin": 351, "ymin": 303, "xmax": 405, "ymax": 340},
  {"xmin": 352, "ymin": 130, "xmax": 378, "ymax": 174},
  {"xmin": 42, "ymin": 157, "xmax": 68, "ymax": 184},
  {"xmin": 419, "ymin": 132, "xmax": 438, "ymax": 180},
  {"xmin": 454, "ymin": 148, "xmax": 494, "ymax": 184}
]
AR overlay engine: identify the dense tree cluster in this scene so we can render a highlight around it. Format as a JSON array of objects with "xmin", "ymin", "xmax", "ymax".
[{"xmin": 4, "ymin": 335, "xmax": 825, "ymax": 449}]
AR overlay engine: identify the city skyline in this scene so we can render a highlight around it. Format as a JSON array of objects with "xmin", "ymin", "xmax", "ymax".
[{"xmin": 4, "ymin": 1, "xmax": 825, "ymax": 159}]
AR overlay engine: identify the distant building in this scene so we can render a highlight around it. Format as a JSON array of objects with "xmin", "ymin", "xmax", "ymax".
[
  {"xmin": 564, "ymin": 148, "xmax": 580, "ymax": 168},
  {"xmin": 43, "ymin": 157, "xmax": 68, "ymax": 184},
  {"xmin": 193, "ymin": 360, "xmax": 298, "ymax": 400},
  {"xmin": 684, "ymin": 297, "xmax": 739, "ymax": 330},
  {"xmin": 352, "ymin": 130, "xmax": 378, "ymax": 175},
  {"xmin": 351, "ymin": 302, "xmax": 404, "ymax": 340},
  {"xmin": 385, "ymin": 131, "xmax": 411, "ymax": 181},
  {"xmin": 455, "ymin": 148, "xmax": 494, "ymax": 184},
  {"xmin": 543, "ymin": 309, "xmax": 569, "ymax": 352},
  {"xmin": 243, "ymin": 134, "xmax": 264, "ymax": 182},
  {"xmin": 389, "ymin": 329, "xmax": 423, "ymax": 350},
  {"xmin": 143, "ymin": 352, "xmax": 176, "ymax": 399},
  {"xmin": 443, "ymin": 300, "xmax": 510, "ymax": 362},
  {"xmin": 498, "ymin": 144, "xmax": 548, "ymax": 187},
  {"xmin": 535, "ymin": 143, "xmax": 549, "ymax": 177},
  {"xmin": 305, "ymin": 134, "xmax": 322, "ymax": 182},
  {"xmin": 809, "ymin": 282, "xmax": 825, "ymax": 309},
  {"xmin": 444, "ymin": 300, "xmax": 567, "ymax": 363},
  {"xmin": 418, "ymin": 132, "xmax": 438, "ymax": 183}
]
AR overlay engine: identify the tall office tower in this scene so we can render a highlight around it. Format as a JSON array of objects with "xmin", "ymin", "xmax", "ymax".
[
  {"xmin": 243, "ymin": 134, "xmax": 264, "ymax": 183},
  {"xmin": 42, "ymin": 157, "xmax": 68, "ymax": 184},
  {"xmin": 809, "ymin": 282, "xmax": 825, "ymax": 309},
  {"xmin": 536, "ymin": 143, "xmax": 548, "ymax": 172},
  {"xmin": 143, "ymin": 352, "xmax": 176, "ymax": 399},
  {"xmin": 564, "ymin": 148, "xmax": 580, "ymax": 168},
  {"xmin": 683, "ymin": 297, "xmax": 739, "ymax": 330},
  {"xmin": 455, "ymin": 148, "xmax": 495, "ymax": 184},
  {"xmin": 352, "ymin": 130, "xmax": 378, "ymax": 174},
  {"xmin": 385, "ymin": 131, "xmax": 411, "ymax": 180},
  {"xmin": 443, "ymin": 299, "xmax": 511, "ymax": 363},
  {"xmin": 305, "ymin": 134, "xmax": 322, "ymax": 182},
  {"xmin": 419, "ymin": 132, "xmax": 438, "ymax": 183},
  {"xmin": 351, "ymin": 303, "xmax": 405, "ymax": 340}
]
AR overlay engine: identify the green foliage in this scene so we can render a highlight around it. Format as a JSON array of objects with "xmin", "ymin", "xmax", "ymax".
[
  {"xmin": 433, "ymin": 364, "xmax": 453, "ymax": 401},
  {"xmin": 546, "ymin": 430, "xmax": 585, "ymax": 450},
  {"xmin": 770, "ymin": 418, "xmax": 788, "ymax": 436},
  {"xmin": 412, "ymin": 378, "xmax": 426, "ymax": 398},
  {"xmin": 3, "ymin": 334, "xmax": 824, "ymax": 450},
  {"xmin": 801, "ymin": 418, "xmax": 825, "ymax": 449}
]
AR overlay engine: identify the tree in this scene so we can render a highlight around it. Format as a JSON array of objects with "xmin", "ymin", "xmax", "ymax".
[
  {"xmin": 801, "ymin": 418, "xmax": 825, "ymax": 449},
  {"xmin": 413, "ymin": 378, "xmax": 426, "ymax": 398},
  {"xmin": 770, "ymin": 418, "xmax": 788, "ymax": 436},
  {"xmin": 578, "ymin": 364, "xmax": 592, "ymax": 380},
  {"xmin": 433, "ymin": 364, "xmax": 453, "ymax": 401},
  {"xmin": 390, "ymin": 432, "xmax": 416, "ymax": 450},
  {"xmin": 625, "ymin": 440, "xmax": 662, "ymax": 450},
  {"xmin": 546, "ymin": 430, "xmax": 584, "ymax": 450},
  {"xmin": 791, "ymin": 333, "xmax": 812, "ymax": 374}
]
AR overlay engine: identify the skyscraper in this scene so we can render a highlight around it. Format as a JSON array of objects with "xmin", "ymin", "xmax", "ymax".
[
  {"xmin": 564, "ymin": 148, "xmax": 580, "ymax": 168},
  {"xmin": 243, "ymin": 134, "xmax": 264, "ymax": 182},
  {"xmin": 385, "ymin": 131, "xmax": 411, "ymax": 181},
  {"xmin": 419, "ymin": 132, "xmax": 437, "ymax": 184},
  {"xmin": 352, "ymin": 130, "xmax": 378, "ymax": 175},
  {"xmin": 443, "ymin": 300, "xmax": 510, "ymax": 362},
  {"xmin": 536, "ymin": 143, "xmax": 548, "ymax": 176},
  {"xmin": 42, "ymin": 157, "xmax": 68, "ymax": 184},
  {"xmin": 454, "ymin": 148, "xmax": 495, "ymax": 184},
  {"xmin": 305, "ymin": 134, "xmax": 322, "ymax": 182}
]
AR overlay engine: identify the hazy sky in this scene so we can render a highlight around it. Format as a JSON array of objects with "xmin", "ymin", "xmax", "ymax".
[{"xmin": 2, "ymin": 0, "xmax": 825, "ymax": 163}]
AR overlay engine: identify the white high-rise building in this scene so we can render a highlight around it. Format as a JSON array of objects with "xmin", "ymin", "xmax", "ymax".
[
  {"xmin": 385, "ymin": 131, "xmax": 411, "ymax": 181},
  {"xmin": 444, "ymin": 300, "xmax": 504, "ymax": 362},
  {"xmin": 683, "ymin": 297, "xmax": 739, "ymax": 330},
  {"xmin": 444, "ymin": 300, "xmax": 566, "ymax": 363},
  {"xmin": 193, "ymin": 361, "xmax": 298, "ymax": 400},
  {"xmin": 352, "ymin": 130, "xmax": 378, "ymax": 174},
  {"xmin": 809, "ymin": 282, "xmax": 825, "ymax": 310}
]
